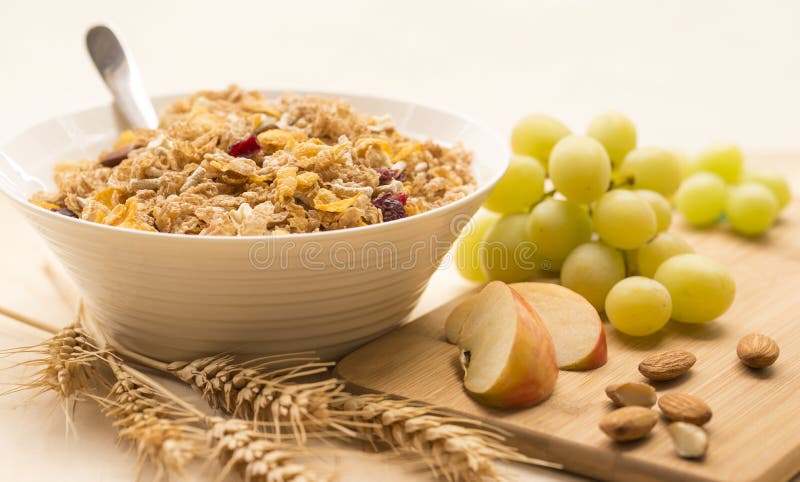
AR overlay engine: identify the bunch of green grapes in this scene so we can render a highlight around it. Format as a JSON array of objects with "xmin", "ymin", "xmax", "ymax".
[
  {"xmin": 452, "ymin": 111, "xmax": 759, "ymax": 338},
  {"xmin": 676, "ymin": 143, "xmax": 791, "ymax": 236}
]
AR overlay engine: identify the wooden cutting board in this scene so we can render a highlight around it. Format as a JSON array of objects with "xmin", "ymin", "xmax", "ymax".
[{"xmin": 337, "ymin": 155, "xmax": 800, "ymax": 482}]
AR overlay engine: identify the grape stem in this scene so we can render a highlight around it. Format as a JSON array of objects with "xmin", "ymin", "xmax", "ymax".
[
  {"xmin": 529, "ymin": 189, "xmax": 557, "ymax": 211},
  {"xmin": 609, "ymin": 176, "xmax": 634, "ymax": 190}
]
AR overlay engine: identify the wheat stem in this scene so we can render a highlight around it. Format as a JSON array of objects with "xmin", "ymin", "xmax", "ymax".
[
  {"xmin": 0, "ymin": 305, "xmax": 58, "ymax": 334},
  {"xmin": 110, "ymin": 355, "xmax": 206, "ymax": 419},
  {"xmin": 106, "ymin": 338, "xmax": 170, "ymax": 372}
]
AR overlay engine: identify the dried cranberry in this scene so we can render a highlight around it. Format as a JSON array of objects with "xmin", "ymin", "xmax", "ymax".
[
  {"xmin": 374, "ymin": 167, "xmax": 407, "ymax": 185},
  {"xmin": 374, "ymin": 168, "xmax": 394, "ymax": 185},
  {"xmin": 228, "ymin": 135, "xmax": 261, "ymax": 158},
  {"xmin": 52, "ymin": 207, "xmax": 78, "ymax": 218},
  {"xmin": 372, "ymin": 193, "xmax": 408, "ymax": 222}
]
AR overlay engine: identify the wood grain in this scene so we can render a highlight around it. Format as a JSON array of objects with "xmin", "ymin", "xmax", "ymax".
[{"xmin": 337, "ymin": 153, "xmax": 800, "ymax": 482}]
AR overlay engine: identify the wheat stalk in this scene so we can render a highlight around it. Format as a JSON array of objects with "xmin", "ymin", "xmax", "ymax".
[
  {"xmin": 94, "ymin": 357, "xmax": 206, "ymax": 479},
  {"xmin": 104, "ymin": 358, "xmax": 332, "ymax": 482},
  {"xmin": 0, "ymin": 315, "xmax": 200, "ymax": 478},
  {"xmin": 334, "ymin": 394, "xmax": 560, "ymax": 482},
  {"xmin": 0, "ymin": 313, "xmax": 331, "ymax": 481},
  {"xmin": 3, "ymin": 303, "xmax": 351, "ymax": 445},
  {"xmin": 0, "ymin": 323, "xmax": 104, "ymax": 401},
  {"xmin": 0, "ymin": 302, "xmax": 107, "ymax": 420},
  {"xmin": 108, "ymin": 339, "xmax": 352, "ymax": 444},
  {"xmin": 167, "ymin": 354, "xmax": 349, "ymax": 442},
  {"xmin": 0, "ymin": 309, "xmax": 204, "ymax": 479},
  {"xmin": 1, "ymin": 305, "xmax": 561, "ymax": 481},
  {"xmin": 208, "ymin": 418, "xmax": 333, "ymax": 482},
  {"xmin": 154, "ymin": 352, "xmax": 552, "ymax": 481}
]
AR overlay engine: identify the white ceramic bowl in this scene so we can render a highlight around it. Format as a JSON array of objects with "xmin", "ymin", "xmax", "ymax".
[{"xmin": 0, "ymin": 90, "xmax": 508, "ymax": 361}]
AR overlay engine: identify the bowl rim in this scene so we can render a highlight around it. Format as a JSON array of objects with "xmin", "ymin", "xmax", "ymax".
[{"xmin": 0, "ymin": 88, "xmax": 509, "ymax": 242}]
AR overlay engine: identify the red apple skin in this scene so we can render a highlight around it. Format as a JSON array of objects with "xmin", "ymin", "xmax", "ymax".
[
  {"xmin": 511, "ymin": 282, "xmax": 607, "ymax": 371},
  {"xmin": 560, "ymin": 327, "xmax": 607, "ymax": 371},
  {"xmin": 447, "ymin": 283, "xmax": 608, "ymax": 371},
  {"xmin": 470, "ymin": 290, "xmax": 558, "ymax": 409}
]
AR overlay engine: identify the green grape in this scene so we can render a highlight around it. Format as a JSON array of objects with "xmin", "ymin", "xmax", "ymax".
[
  {"xmin": 586, "ymin": 111, "xmax": 637, "ymax": 167},
  {"xmin": 669, "ymin": 147, "xmax": 693, "ymax": 180},
  {"xmin": 592, "ymin": 190, "xmax": 657, "ymax": 250},
  {"xmin": 636, "ymin": 189, "xmax": 672, "ymax": 232},
  {"xmin": 605, "ymin": 277, "xmax": 672, "ymax": 336},
  {"xmin": 675, "ymin": 172, "xmax": 727, "ymax": 227},
  {"xmin": 725, "ymin": 182, "xmax": 778, "ymax": 236},
  {"xmin": 483, "ymin": 154, "xmax": 545, "ymax": 213},
  {"xmin": 654, "ymin": 254, "xmax": 736, "ymax": 323},
  {"xmin": 624, "ymin": 249, "xmax": 639, "ymax": 276},
  {"xmin": 560, "ymin": 242, "xmax": 625, "ymax": 312},
  {"xmin": 549, "ymin": 135, "xmax": 612, "ymax": 204},
  {"xmin": 480, "ymin": 213, "xmax": 540, "ymax": 283},
  {"xmin": 744, "ymin": 170, "xmax": 791, "ymax": 210},
  {"xmin": 636, "ymin": 232, "xmax": 694, "ymax": 278},
  {"xmin": 619, "ymin": 146, "xmax": 682, "ymax": 197},
  {"xmin": 525, "ymin": 198, "xmax": 592, "ymax": 272},
  {"xmin": 454, "ymin": 209, "xmax": 501, "ymax": 282},
  {"xmin": 510, "ymin": 114, "xmax": 571, "ymax": 170},
  {"xmin": 694, "ymin": 142, "xmax": 744, "ymax": 184}
]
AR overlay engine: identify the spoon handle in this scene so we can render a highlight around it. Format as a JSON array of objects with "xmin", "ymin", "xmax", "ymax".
[{"xmin": 85, "ymin": 24, "xmax": 159, "ymax": 129}]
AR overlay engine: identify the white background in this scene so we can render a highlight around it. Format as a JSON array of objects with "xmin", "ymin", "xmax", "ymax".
[
  {"xmin": 1, "ymin": 1, "xmax": 799, "ymax": 481},
  {"xmin": 3, "ymin": 0, "xmax": 800, "ymax": 151}
]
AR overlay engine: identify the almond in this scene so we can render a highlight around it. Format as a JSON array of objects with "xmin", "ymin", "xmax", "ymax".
[
  {"xmin": 598, "ymin": 406, "xmax": 658, "ymax": 442},
  {"xmin": 658, "ymin": 393, "xmax": 712, "ymax": 426},
  {"xmin": 99, "ymin": 144, "xmax": 135, "ymax": 168},
  {"xmin": 667, "ymin": 422, "xmax": 709, "ymax": 458},
  {"xmin": 605, "ymin": 382, "xmax": 657, "ymax": 407},
  {"xmin": 638, "ymin": 350, "xmax": 696, "ymax": 381},
  {"xmin": 737, "ymin": 333, "xmax": 779, "ymax": 368}
]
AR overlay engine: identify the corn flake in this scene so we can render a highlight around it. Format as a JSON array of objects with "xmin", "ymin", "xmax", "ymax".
[
  {"xmin": 30, "ymin": 200, "xmax": 60, "ymax": 211},
  {"xmin": 314, "ymin": 191, "xmax": 361, "ymax": 213}
]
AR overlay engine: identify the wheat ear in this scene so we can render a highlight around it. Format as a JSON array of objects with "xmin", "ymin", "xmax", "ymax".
[
  {"xmin": 102, "ymin": 356, "xmax": 333, "ymax": 482},
  {"xmin": 1, "ymin": 308, "xmax": 330, "ymax": 482},
  {"xmin": 0, "ymin": 302, "xmax": 107, "ymax": 419},
  {"xmin": 334, "ymin": 394, "xmax": 561, "ymax": 482},
  {"xmin": 109, "ymin": 339, "xmax": 351, "ymax": 443},
  {"xmin": 208, "ymin": 418, "xmax": 334, "ymax": 482},
  {"xmin": 0, "ymin": 323, "xmax": 104, "ymax": 401},
  {"xmin": 1, "ymin": 306, "xmax": 560, "ymax": 481},
  {"xmin": 3, "ymin": 306, "xmax": 351, "ymax": 444},
  {"xmin": 94, "ymin": 357, "xmax": 206, "ymax": 479}
]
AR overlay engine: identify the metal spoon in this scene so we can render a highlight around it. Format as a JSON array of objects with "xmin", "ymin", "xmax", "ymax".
[{"xmin": 86, "ymin": 24, "xmax": 159, "ymax": 129}]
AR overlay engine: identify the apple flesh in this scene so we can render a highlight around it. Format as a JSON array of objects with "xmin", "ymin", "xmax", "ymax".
[
  {"xmin": 510, "ymin": 283, "xmax": 607, "ymax": 370},
  {"xmin": 457, "ymin": 281, "xmax": 558, "ymax": 409},
  {"xmin": 445, "ymin": 282, "xmax": 607, "ymax": 371},
  {"xmin": 445, "ymin": 293, "xmax": 478, "ymax": 343}
]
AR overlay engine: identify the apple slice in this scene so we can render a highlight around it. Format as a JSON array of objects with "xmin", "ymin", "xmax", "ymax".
[
  {"xmin": 445, "ymin": 282, "xmax": 607, "ymax": 371},
  {"xmin": 510, "ymin": 282, "xmax": 607, "ymax": 370},
  {"xmin": 445, "ymin": 293, "xmax": 478, "ymax": 343},
  {"xmin": 457, "ymin": 281, "xmax": 558, "ymax": 409}
]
